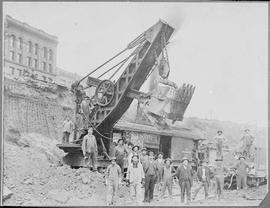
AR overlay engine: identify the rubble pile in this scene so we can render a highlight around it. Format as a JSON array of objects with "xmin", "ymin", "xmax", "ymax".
[{"xmin": 3, "ymin": 131, "xmax": 105, "ymax": 206}]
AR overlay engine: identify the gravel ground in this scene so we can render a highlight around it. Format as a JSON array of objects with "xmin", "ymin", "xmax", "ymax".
[{"xmin": 3, "ymin": 132, "xmax": 267, "ymax": 206}]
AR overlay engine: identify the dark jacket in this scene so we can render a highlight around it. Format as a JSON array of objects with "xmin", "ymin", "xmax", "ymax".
[
  {"xmin": 175, "ymin": 164, "xmax": 193, "ymax": 186},
  {"xmin": 197, "ymin": 166, "xmax": 210, "ymax": 183},
  {"xmin": 144, "ymin": 161, "xmax": 158, "ymax": 180}
]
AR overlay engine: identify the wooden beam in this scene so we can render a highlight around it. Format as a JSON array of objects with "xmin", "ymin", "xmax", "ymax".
[{"xmin": 126, "ymin": 88, "xmax": 151, "ymax": 100}]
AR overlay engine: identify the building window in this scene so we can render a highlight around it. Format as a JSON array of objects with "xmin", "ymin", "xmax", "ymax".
[
  {"xmin": 17, "ymin": 53, "xmax": 22, "ymax": 64},
  {"xmin": 34, "ymin": 43, "xmax": 38, "ymax": 55},
  {"xmin": 42, "ymin": 62, "xmax": 46, "ymax": 71},
  {"xmin": 9, "ymin": 66, "xmax": 15, "ymax": 75},
  {"xmin": 27, "ymin": 57, "xmax": 31, "ymax": 67},
  {"xmin": 26, "ymin": 41, "xmax": 32, "ymax": 53},
  {"xmin": 43, "ymin": 47, "xmax": 47, "ymax": 58},
  {"xmin": 48, "ymin": 64, "xmax": 52, "ymax": 73},
  {"xmin": 17, "ymin": 69, "xmax": 22, "ymax": 76},
  {"xmin": 34, "ymin": 59, "xmax": 38, "ymax": 69},
  {"xmin": 10, "ymin": 35, "xmax": 15, "ymax": 47},
  {"xmin": 48, "ymin": 49, "xmax": 53, "ymax": 60},
  {"xmin": 9, "ymin": 51, "xmax": 15, "ymax": 61},
  {"xmin": 18, "ymin": 37, "xmax": 23, "ymax": 50}
]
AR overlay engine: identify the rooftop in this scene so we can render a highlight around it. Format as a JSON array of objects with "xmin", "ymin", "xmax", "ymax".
[
  {"xmin": 5, "ymin": 15, "xmax": 58, "ymax": 43},
  {"xmin": 56, "ymin": 67, "xmax": 82, "ymax": 80},
  {"xmin": 115, "ymin": 119, "xmax": 204, "ymax": 140}
]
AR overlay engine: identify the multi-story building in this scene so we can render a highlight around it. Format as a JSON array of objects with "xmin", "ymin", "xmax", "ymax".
[{"xmin": 3, "ymin": 15, "xmax": 58, "ymax": 83}]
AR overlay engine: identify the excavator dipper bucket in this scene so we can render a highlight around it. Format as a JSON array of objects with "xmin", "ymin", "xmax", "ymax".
[{"xmin": 168, "ymin": 84, "xmax": 195, "ymax": 122}]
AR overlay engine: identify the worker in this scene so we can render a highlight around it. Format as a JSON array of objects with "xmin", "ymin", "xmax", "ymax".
[
  {"xmin": 140, "ymin": 148, "xmax": 149, "ymax": 167},
  {"xmin": 105, "ymin": 156, "xmax": 122, "ymax": 205},
  {"xmin": 123, "ymin": 152, "xmax": 129, "ymax": 180},
  {"xmin": 128, "ymin": 145, "xmax": 140, "ymax": 166},
  {"xmin": 235, "ymin": 155, "xmax": 250, "ymax": 190},
  {"xmin": 81, "ymin": 127, "xmax": 98, "ymax": 171},
  {"xmin": 143, "ymin": 155, "xmax": 158, "ymax": 203},
  {"xmin": 62, "ymin": 116, "xmax": 73, "ymax": 143},
  {"xmin": 174, "ymin": 156, "xmax": 193, "ymax": 204},
  {"xmin": 240, "ymin": 129, "xmax": 254, "ymax": 159},
  {"xmin": 213, "ymin": 158, "xmax": 226, "ymax": 200},
  {"xmin": 114, "ymin": 138, "xmax": 126, "ymax": 176},
  {"xmin": 155, "ymin": 152, "xmax": 164, "ymax": 192},
  {"xmin": 192, "ymin": 160, "xmax": 210, "ymax": 201},
  {"xmin": 160, "ymin": 158, "xmax": 173, "ymax": 199},
  {"xmin": 214, "ymin": 130, "xmax": 227, "ymax": 160},
  {"xmin": 148, "ymin": 150, "xmax": 155, "ymax": 158},
  {"xmin": 127, "ymin": 154, "xmax": 145, "ymax": 205}
]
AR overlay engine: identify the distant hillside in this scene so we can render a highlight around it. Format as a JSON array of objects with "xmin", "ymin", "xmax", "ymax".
[{"xmin": 180, "ymin": 117, "xmax": 267, "ymax": 148}]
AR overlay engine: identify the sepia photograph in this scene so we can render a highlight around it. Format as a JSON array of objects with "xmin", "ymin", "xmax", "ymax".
[{"xmin": 1, "ymin": 1, "xmax": 269, "ymax": 206}]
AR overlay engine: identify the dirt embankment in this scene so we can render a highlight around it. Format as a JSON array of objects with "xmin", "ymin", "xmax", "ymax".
[{"xmin": 3, "ymin": 129, "xmax": 105, "ymax": 206}]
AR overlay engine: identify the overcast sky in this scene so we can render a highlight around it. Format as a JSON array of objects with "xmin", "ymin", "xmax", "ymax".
[{"xmin": 3, "ymin": 2, "xmax": 268, "ymax": 127}]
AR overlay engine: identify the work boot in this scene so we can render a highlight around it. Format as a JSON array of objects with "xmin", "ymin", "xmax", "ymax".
[{"xmin": 143, "ymin": 199, "xmax": 148, "ymax": 203}]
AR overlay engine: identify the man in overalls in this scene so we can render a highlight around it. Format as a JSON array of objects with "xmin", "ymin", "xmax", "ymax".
[
  {"xmin": 235, "ymin": 155, "xmax": 250, "ymax": 190},
  {"xmin": 127, "ymin": 154, "xmax": 145, "ymax": 205},
  {"xmin": 105, "ymin": 157, "xmax": 122, "ymax": 205},
  {"xmin": 160, "ymin": 158, "xmax": 173, "ymax": 199},
  {"xmin": 214, "ymin": 130, "xmax": 227, "ymax": 160}
]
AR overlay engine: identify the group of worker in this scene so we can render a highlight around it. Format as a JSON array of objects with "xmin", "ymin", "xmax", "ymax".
[
  {"xmin": 62, "ymin": 118, "xmax": 254, "ymax": 205},
  {"xmin": 104, "ymin": 129, "xmax": 254, "ymax": 205}
]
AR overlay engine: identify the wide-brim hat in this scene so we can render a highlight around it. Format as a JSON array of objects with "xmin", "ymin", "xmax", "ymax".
[
  {"xmin": 157, "ymin": 152, "xmax": 164, "ymax": 156},
  {"xmin": 148, "ymin": 150, "xmax": 154, "ymax": 155},
  {"xmin": 110, "ymin": 156, "xmax": 116, "ymax": 161},
  {"xmin": 117, "ymin": 138, "xmax": 124, "ymax": 143},
  {"xmin": 239, "ymin": 155, "xmax": 246, "ymax": 160},
  {"xmin": 132, "ymin": 145, "xmax": 140, "ymax": 151},
  {"xmin": 201, "ymin": 159, "xmax": 208, "ymax": 164},
  {"xmin": 217, "ymin": 130, "xmax": 223, "ymax": 134},
  {"xmin": 181, "ymin": 157, "xmax": 189, "ymax": 162},
  {"xmin": 244, "ymin": 128, "xmax": 250, "ymax": 132},
  {"xmin": 215, "ymin": 158, "xmax": 223, "ymax": 161},
  {"xmin": 141, "ymin": 147, "xmax": 147, "ymax": 152},
  {"xmin": 127, "ymin": 142, "xmax": 134, "ymax": 147},
  {"xmin": 164, "ymin": 158, "xmax": 172, "ymax": 164}
]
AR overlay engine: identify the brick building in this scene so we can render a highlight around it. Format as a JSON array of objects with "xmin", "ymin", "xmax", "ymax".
[{"xmin": 3, "ymin": 15, "xmax": 58, "ymax": 83}]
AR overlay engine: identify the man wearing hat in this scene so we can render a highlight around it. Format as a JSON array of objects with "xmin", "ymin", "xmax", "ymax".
[
  {"xmin": 126, "ymin": 144, "xmax": 139, "ymax": 168},
  {"xmin": 143, "ymin": 154, "xmax": 158, "ymax": 203},
  {"xmin": 192, "ymin": 160, "xmax": 210, "ymax": 200},
  {"xmin": 127, "ymin": 154, "xmax": 145, "ymax": 205},
  {"xmin": 62, "ymin": 116, "xmax": 74, "ymax": 143},
  {"xmin": 174, "ymin": 157, "xmax": 193, "ymax": 204},
  {"xmin": 105, "ymin": 157, "xmax": 122, "ymax": 205},
  {"xmin": 235, "ymin": 155, "xmax": 250, "ymax": 190},
  {"xmin": 155, "ymin": 152, "xmax": 165, "ymax": 192},
  {"xmin": 140, "ymin": 148, "xmax": 149, "ymax": 167},
  {"xmin": 160, "ymin": 158, "xmax": 173, "ymax": 199},
  {"xmin": 214, "ymin": 130, "xmax": 227, "ymax": 160},
  {"xmin": 240, "ymin": 129, "xmax": 254, "ymax": 158},
  {"xmin": 114, "ymin": 138, "xmax": 126, "ymax": 175},
  {"xmin": 213, "ymin": 158, "xmax": 227, "ymax": 200},
  {"xmin": 81, "ymin": 127, "xmax": 98, "ymax": 171}
]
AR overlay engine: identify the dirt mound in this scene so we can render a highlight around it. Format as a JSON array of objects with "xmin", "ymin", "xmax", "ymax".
[{"xmin": 3, "ymin": 132, "xmax": 105, "ymax": 206}]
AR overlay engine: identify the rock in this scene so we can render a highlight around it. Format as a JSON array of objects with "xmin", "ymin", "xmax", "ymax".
[
  {"xmin": 48, "ymin": 189, "xmax": 70, "ymax": 204},
  {"xmin": 23, "ymin": 178, "xmax": 33, "ymax": 185},
  {"xmin": 3, "ymin": 186, "xmax": 13, "ymax": 201},
  {"xmin": 9, "ymin": 184, "xmax": 15, "ymax": 189},
  {"xmin": 81, "ymin": 174, "xmax": 90, "ymax": 184}
]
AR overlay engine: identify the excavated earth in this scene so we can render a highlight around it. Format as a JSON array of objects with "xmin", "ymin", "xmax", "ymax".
[{"xmin": 3, "ymin": 129, "xmax": 267, "ymax": 206}]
